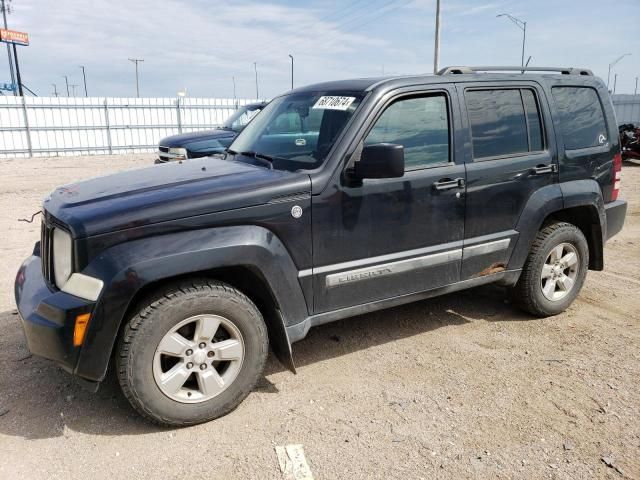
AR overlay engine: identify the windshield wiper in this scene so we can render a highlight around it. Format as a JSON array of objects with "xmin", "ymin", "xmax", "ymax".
[{"xmin": 239, "ymin": 151, "xmax": 276, "ymax": 164}]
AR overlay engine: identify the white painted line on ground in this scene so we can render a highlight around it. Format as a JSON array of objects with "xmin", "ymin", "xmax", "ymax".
[{"xmin": 275, "ymin": 444, "xmax": 314, "ymax": 480}]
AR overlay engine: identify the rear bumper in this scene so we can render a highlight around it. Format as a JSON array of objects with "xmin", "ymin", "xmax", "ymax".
[
  {"xmin": 14, "ymin": 250, "xmax": 94, "ymax": 376},
  {"xmin": 605, "ymin": 200, "xmax": 627, "ymax": 240}
]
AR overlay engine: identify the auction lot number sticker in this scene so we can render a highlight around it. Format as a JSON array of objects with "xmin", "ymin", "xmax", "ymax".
[{"xmin": 312, "ymin": 96, "xmax": 356, "ymax": 111}]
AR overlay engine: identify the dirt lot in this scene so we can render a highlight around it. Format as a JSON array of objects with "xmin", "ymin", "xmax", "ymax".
[{"xmin": 0, "ymin": 154, "xmax": 638, "ymax": 480}]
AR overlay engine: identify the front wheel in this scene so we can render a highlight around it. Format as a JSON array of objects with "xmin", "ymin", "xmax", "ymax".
[
  {"xmin": 116, "ymin": 279, "xmax": 268, "ymax": 426},
  {"xmin": 511, "ymin": 221, "xmax": 589, "ymax": 316}
]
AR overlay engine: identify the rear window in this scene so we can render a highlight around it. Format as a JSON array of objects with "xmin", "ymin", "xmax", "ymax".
[
  {"xmin": 552, "ymin": 87, "xmax": 607, "ymax": 150},
  {"xmin": 465, "ymin": 88, "xmax": 545, "ymax": 159}
]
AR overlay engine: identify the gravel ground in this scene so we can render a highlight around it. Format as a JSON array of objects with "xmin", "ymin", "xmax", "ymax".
[{"xmin": 0, "ymin": 154, "xmax": 638, "ymax": 480}]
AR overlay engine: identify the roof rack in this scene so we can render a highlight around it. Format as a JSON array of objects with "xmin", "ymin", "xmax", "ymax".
[{"xmin": 437, "ymin": 66, "xmax": 594, "ymax": 76}]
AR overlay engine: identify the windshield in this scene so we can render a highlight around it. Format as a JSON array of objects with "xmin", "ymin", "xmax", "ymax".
[
  {"xmin": 228, "ymin": 91, "xmax": 365, "ymax": 171},
  {"xmin": 222, "ymin": 104, "xmax": 263, "ymax": 132}
]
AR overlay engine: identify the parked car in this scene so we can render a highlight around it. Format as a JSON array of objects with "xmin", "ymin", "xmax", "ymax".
[
  {"xmin": 15, "ymin": 66, "xmax": 627, "ymax": 426},
  {"xmin": 155, "ymin": 102, "xmax": 266, "ymax": 163}
]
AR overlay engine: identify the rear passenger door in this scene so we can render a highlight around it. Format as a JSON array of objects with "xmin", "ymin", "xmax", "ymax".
[{"xmin": 458, "ymin": 83, "xmax": 557, "ymax": 280}]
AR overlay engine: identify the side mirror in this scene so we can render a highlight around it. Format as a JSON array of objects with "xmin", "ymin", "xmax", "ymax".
[{"xmin": 353, "ymin": 143, "xmax": 405, "ymax": 179}]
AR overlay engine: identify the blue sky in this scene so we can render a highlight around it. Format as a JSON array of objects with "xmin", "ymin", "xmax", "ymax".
[{"xmin": 2, "ymin": 0, "xmax": 639, "ymax": 98}]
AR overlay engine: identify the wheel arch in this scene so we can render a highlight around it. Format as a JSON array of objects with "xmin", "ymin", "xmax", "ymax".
[{"xmin": 75, "ymin": 226, "xmax": 305, "ymax": 382}]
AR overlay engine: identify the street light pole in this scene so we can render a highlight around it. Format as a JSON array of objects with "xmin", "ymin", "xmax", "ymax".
[
  {"xmin": 635, "ymin": 76, "xmax": 638, "ymax": 96},
  {"xmin": 128, "ymin": 58, "xmax": 144, "ymax": 97},
  {"xmin": 232, "ymin": 76, "xmax": 236, "ymax": 106},
  {"xmin": 70, "ymin": 84, "xmax": 78, "ymax": 97},
  {"xmin": 433, "ymin": 0, "xmax": 441, "ymax": 74},
  {"xmin": 497, "ymin": 13, "xmax": 527, "ymax": 69},
  {"xmin": 1, "ymin": 0, "xmax": 16, "ymax": 96},
  {"xmin": 254, "ymin": 62, "xmax": 259, "ymax": 99},
  {"xmin": 51, "ymin": 83, "xmax": 58, "ymax": 97},
  {"xmin": 613, "ymin": 74, "xmax": 618, "ymax": 95},
  {"xmin": 288, "ymin": 54, "xmax": 294, "ymax": 90},
  {"xmin": 79, "ymin": 65, "xmax": 87, "ymax": 97},
  {"xmin": 607, "ymin": 53, "xmax": 631, "ymax": 90}
]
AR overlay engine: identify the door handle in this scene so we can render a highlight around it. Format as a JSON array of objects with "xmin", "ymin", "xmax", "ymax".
[
  {"xmin": 530, "ymin": 164, "xmax": 557, "ymax": 175},
  {"xmin": 433, "ymin": 177, "xmax": 465, "ymax": 191}
]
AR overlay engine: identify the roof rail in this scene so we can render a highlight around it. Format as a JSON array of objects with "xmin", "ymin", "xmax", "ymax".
[{"xmin": 437, "ymin": 66, "xmax": 594, "ymax": 76}]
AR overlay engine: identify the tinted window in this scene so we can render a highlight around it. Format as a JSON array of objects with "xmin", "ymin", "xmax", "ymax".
[
  {"xmin": 552, "ymin": 87, "xmax": 607, "ymax": 150},
  {"xmin": 522, "ymin": 89, "xmax": 544, "ymax": 151},
  {"xmin": 466, "ymin": 89, "xmax": 529, "ymax": 158},
  {"xmin": 365, "ymin": 94, "xmax": 449, "ymax": 169}
]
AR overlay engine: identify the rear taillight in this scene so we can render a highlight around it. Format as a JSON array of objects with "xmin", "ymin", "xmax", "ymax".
[{"xmin": 612, "ymin": 153, "xmax": 622, "ymax": 200}]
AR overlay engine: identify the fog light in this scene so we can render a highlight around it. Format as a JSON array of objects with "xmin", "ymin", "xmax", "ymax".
[{"xmin": 73, "ymin": 313, "xmax": 91, "ymax": 347}]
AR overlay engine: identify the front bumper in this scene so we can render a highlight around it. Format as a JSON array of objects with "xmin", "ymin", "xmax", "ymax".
[
  {"xmin": 605, "ymin": 199, "xmax": 627, "ymax": 240},
  {"xmin": 14, "ymin": 248, "xmax": 94, "ymax": 376}
]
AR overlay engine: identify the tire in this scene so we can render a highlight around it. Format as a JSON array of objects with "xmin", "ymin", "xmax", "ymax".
[
  {"xmin": 116, "ymin": 279, "xmax": 268, "ymax": 426},
  {"xmin": 511, "ymin": 221, "xmax": 589, "ymax": 317}
]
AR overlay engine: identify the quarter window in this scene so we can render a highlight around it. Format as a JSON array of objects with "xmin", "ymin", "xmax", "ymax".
[
  {"xmin": 552, "ymin": 87, "xmax": 607, "ymax": 150},
  {"xmin": 364, "ymin": 94, "xmax": 450, "ymax": 169},
  {"xmin": 466, "ymin": 88, "xmax": 545, "ymax": 159}
]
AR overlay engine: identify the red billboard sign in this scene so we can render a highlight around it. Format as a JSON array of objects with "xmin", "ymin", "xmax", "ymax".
[{"xmin": 0, "ymin": 28, "xmax": 29, "ymax": 46}]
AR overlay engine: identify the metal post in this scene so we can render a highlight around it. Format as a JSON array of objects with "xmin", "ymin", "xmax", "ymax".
[
  {"xmin": 254, "ymin": 62, "xmax": 259, "ymax": 99},
  {"xmin": 433, "ymin": 0, "xmax": 441, "ymax": 74},
  {"xmin": 1, "ymin": 0, "xmax": 16, "ymax": 96},
  {"xmin": 51, "ymin": 83, "xmax": 58, "ymax": 97},
  {"xmin": 63, "ymin": 75, "xmax": 69, "ymax": 96},
  {"xmin": 79, "ymin": 65, "xmax": 87, "ymax": 96},
  {"xmin": 607, "ymin": 53, "xmax": 632, "ymax": 89},
  {"xmin": 176, "ymin": 97, "xmax": 182, "ymax": 134},
  {"xmin": 607, "ymin": 65, "xmax": 612, "ymax": 90},
  {"xmin": 103, "ymin": 98, "xmax": 113, "ymax": 154},
  {"xmin": 613, "ymin": 74, "xmax": 618, "ymax": 94},
  {"xmin": 12, "ymin": 42, "xmax": 22, "ymax": 96},
  {"xmin": 288, "ymin": 54, "xmax": 294, "ymax": 90},
  {"xmin": 635, "ymin": 77, "xmax": 638, "ymax": 96},
  {"xmin": 21, "ymin": 95, "xmax": 32, "ymax": 157}
]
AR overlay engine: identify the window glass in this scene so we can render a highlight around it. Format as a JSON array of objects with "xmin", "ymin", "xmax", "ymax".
[
  {"xmin": 466, "ymin": 89, "xmax": 528, "ymax": 158},
  {"xmin": 552, "ymin": 87, "xmax": 607, "ymax": 150},
  {"xmin": 522, "ymin": 89, "xmax": 544, "ymax": 151},
  {"xmin": 271, "ymin": 112, "xmax": 302, "ymax": 134},
  {"xmin": 364, "ymin": 95, "xmax": 449, "ymax": 169}
]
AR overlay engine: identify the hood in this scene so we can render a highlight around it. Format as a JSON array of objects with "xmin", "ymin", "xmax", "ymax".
[
  {"xmin": 159, "ymin": 129, "xmax": 236, "ymax": 147},
  {"xmin": 44, "ymin": 157, "xmax": 311, "ymax": 238}
]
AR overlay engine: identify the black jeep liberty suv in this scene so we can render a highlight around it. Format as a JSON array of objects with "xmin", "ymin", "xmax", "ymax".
[{"xmin": 15, "ymin": 66, "xmax": 627, "ymax": 426}]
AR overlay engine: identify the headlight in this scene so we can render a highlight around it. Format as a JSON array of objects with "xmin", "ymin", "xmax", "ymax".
[
  {"xmin": 168, "ymin": 147, "xmax": 187, "ymax": 160},
  {"xmin": 53, "ymin": 228, "xmax": 73, "ymax": 288}
]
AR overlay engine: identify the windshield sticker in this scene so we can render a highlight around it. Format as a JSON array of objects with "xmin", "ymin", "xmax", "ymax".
[
  {"xmin": 295, "ymin": 138, "xmax": 307, "ymax": 146},
  {"xmin": 312, "ymin": 96, "xmax": 356, "ymax": 111}
]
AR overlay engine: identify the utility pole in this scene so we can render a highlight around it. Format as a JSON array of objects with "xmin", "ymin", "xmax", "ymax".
[
  {"xmin": 128, "ymin": 58, "xmax": 144, "ymax": 97},
  {"xmin": 51, "ymin": 83, "xmax": 58, "ymax": 97},
  {"xmin": 288, "ymin": 54, "xmax": 294, "ymax": 90},
  {"xmin": 79, "ymin": 65, "xmax": 87, "ymax": 96},
  {"xmin": 253, "ymin": 62, "xmax": 259, "ymax": 99},
  {"xmin": 433, "ymin": 0, "xmax": 441, "ymax": 74},
  {"xmin": 1, "ymin": 0, "xmax": 16, "ymax": 96},
  {"xmin": 607, "ymin": 53, "xmax": 631, "ymax": 90},
  {"xmin": 497, "ymin": 13, "xmax": 527, "ymax": 69}
]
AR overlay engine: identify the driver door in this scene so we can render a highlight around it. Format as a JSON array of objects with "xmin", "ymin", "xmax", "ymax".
[{"xmin": 310, "ymin": 87, "xmax": 466, "ymax": 313}]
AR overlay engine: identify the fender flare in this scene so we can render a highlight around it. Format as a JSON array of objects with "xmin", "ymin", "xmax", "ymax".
[
  {"xmin": 75, "ymin": 225, "xmax": 307, "ymax": 381},
  {"xmin": 507, "ymin": 180, "xmax": 605, "ymax": 272}
]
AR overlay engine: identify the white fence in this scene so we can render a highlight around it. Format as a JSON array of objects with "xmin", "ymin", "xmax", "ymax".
[
  {"xmin": 612, "ymin": 95, "xmax": 640, "ymax": 124},
  {"xmin": 0, "ymin": 96, "xmax": 259, "ymax": 158}
]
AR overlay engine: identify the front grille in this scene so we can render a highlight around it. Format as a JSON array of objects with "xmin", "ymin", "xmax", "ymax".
[{"xmin": 40, "ymin": 217, "xmax": 55, "ymax": 288}]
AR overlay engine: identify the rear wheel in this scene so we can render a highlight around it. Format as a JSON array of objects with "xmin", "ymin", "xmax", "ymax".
[
  {"xmin": 116, "ymin": 279, "xmax": 268, "ymax": 426},
  {"xmin": 511, "ymin": 222, "xmax": 589, "ymax": 316}
]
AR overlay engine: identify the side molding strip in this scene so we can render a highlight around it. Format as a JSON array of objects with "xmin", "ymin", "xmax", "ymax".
[
  {"xmin": 463, "ymin": 238, "xmax": 511, "ymax": 258},
  {"xmin": 325, "ymin": 249, "xmax": 462, "ymax": 288}
]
